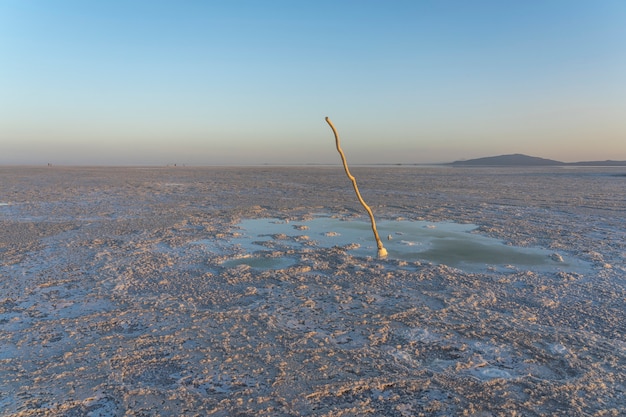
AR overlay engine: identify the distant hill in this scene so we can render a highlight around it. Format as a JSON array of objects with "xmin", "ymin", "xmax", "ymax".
[
  {"xmin": 449, "ymin": 154, "xmax": 564, "ymax": 166},
  {"xmin": 449, "ymin": 154, "xmax": 626, "ymax": 167}
]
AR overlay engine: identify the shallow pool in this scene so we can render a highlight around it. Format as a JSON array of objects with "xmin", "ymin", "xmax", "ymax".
[{"xmin": 218, "ymin": 216, "xmax": 587, "ymax": 272}]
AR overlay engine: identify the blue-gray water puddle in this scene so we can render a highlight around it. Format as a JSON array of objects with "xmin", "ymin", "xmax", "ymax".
[{"xmin": 209, "ymin": 216, "xmax": 587, "ymax": 273}]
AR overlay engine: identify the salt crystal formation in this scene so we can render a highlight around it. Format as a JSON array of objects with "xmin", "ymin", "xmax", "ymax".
[{"xmin": 0, "ymin": 166, "xmax": 624, "ymax": 416}]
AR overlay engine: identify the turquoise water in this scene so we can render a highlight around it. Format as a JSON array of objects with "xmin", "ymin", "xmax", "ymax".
[{"xmin": 220, "ymin": 216, "xmax": 586, "ymax": 272}]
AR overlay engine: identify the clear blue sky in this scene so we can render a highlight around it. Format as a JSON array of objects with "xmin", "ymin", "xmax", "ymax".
[{"xmin": 2, "ymin": 1, "xmax": 625, "ymax": 165}]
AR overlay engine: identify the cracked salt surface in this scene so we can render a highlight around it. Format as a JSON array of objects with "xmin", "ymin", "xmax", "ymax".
[
  {"xmin": 1, "ymin": 166, "xmax": 625, "ymax": 416},
  {"xmin": 217, "ymin": 216, "xmax": 588, "ymax": 273}
]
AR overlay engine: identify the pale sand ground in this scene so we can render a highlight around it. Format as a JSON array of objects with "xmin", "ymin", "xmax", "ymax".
[{"xmin": 0, "ymin": 166, "xmax": 624, "ymax": 416}]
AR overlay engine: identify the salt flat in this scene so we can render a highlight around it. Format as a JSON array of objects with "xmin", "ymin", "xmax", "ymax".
[{"xmin": 0, "ymin": 166, "xmax": 624, "ymax": 416}]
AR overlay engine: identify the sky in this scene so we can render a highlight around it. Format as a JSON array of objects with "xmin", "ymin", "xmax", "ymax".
[{"xmin": 1, "ymin": 1, "xmax": 625, "ymax": 165}]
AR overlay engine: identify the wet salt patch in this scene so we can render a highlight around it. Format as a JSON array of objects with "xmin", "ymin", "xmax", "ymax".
[
  {"xmin": 549, "ymin": 343, "xmax": 569, "ymax": 355},
  {"xmin": 0, "ymin": 202, "xmax": 22, "ymax": 219},
  {"xmin": 382, "ymin": 345, "xmax": 420, "ymax": 367},
  {"xmin": 209, "ymin": 216, "xmax": 589, "ymax": 272},
  {"xmin": 404, "ymin": 327, "xmax": 441, "ymax": 343},
  {"xmin": 472, "ymin": 367, "xmax": 514, "ymax": 380},
  {"xmin": 222, "ymin": 255, "xmax": 296, "ymax": 270}
]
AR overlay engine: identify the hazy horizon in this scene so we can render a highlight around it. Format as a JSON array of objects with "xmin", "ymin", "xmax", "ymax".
[
  {"xmin": 2, "ymin": 1, "xmax": 625, "ymax": 166},
  {"xmin": 2, "ymin": 153, "xmax": 626, "ymax": 168}
]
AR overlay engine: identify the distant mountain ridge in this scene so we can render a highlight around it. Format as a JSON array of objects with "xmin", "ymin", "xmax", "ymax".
[{"xmin": 449, "ymin": 153, "xmax": 626, "ymax": 167}]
